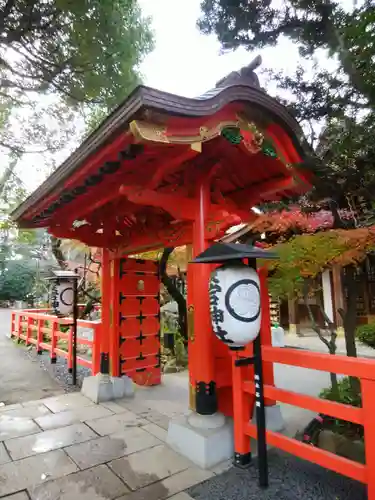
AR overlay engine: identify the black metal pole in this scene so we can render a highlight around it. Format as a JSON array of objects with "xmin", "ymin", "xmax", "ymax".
[
  {"xmin": 253, "ymin": 333, "xmax": 269, "ymax": 488},
  {"xmin": 72, "ymin": 278, "xmax": 78, "ymax": 386}
]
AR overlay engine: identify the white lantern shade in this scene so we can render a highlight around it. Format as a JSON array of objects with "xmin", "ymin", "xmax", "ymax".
[
  {"xmin": 52, "ymin": 280, "xmax": 74, "ymax": 316},
  {"xmin": 209, "ymin": 262, "xmax": 261, "ymax": 348}
]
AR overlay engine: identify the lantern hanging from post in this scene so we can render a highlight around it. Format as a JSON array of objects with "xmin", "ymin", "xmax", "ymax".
[
  {"xmin": 192, "ymin": 242, "xmax": 279, "ymax": 489},
  {"xmin": 209, "ymin": 262, "xmax": 261, "ymax": 348},
  {"xmin": 48, "ymin": 270, "xmax": 80, "ymax": 317},
  {"xmin": 46, "ymin": 270, "xmax": 80, "ymax": 385},
  {"xmin": 192, "ymin": 242, "xmax": 277, "ymax": 349}
]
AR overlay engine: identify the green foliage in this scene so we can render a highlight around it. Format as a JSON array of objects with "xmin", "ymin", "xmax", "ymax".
[
  {"xmin": 198, "ymin": 1, "xmax": 375, "ymax": 220},
  {"xmin": 266, "ymin": 232, "xmax": 347, "ymax": 299},
  {"xmin": 0, "ymin": 261, "xmax": 36, "ymax": 302},
  {"xmin": 1, "ymin": 0, "xmax": 153, "ymax": 108},
  {"xmin": 320, "ymin": 377, "xmax": 363, "ymax": 438},
  {"xmin": 198, "ymin": 0, "xmax": 374, "ymax": 105},
  {"xmin": 356, "ymin": 323, "xmax": 375, "ymax": 349},
  {"xmin": 0, "ymin": 0, "xmax": 154, "ymax": 168},
  {"xmin": 320, "ymin": 377, "xmax": 362, "ymax": 408}
]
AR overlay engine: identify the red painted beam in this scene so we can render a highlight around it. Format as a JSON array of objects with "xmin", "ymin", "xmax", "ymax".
[
  {"xmin": 244, "ymin": 381, "xmax": 363, "ymax": 425},
  {"xmin": 246, "ymin": 423, "xmax": 366, "ymax": 483},
  {"xmin": 119, "ymin": 186, "xmax": 247, "ymax": 224},
  {"xmin": 229, "ymin": 176, "xmax": 295, "ymax": 208},
  {"xmin": 148, "ymin": 146, "xmax": 200, "ymax": 189}
]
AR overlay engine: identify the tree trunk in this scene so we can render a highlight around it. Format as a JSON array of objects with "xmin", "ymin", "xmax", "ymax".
[
  {"xmin": 342, "ymin": 265, "xmax": 358, "ymax": 358},
  {"xmin": 159, "ymin": 247, "xmax": 187, "ymax": 343},
  {"xmin": 50, "ymin": 236, "xmax": 67, "ymax": 269},
  {"xmin": 341, "ymin": 265, "xmax": 360, "ymax": 395},
  {"xmin": 304, "ymin": 279, "xmax": 338, "ymax": 396}
]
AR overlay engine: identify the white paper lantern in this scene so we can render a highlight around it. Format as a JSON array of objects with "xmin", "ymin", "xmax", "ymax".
[
  {"xmin": 209, "ymin": 262, "xmax": 261, "ymax": 348},
  {"xmin": 52, "ymin": 280, "xmax": 75, "ymax": 317}
]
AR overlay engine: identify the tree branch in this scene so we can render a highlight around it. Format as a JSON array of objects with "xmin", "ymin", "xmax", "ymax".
[
  {"xmin": 159, "ymin": 247, "xmax": 187, "ymax": 342},
  {"xmin": 303, "ymin": 279, "xmax": 331, "ymax": 350}
]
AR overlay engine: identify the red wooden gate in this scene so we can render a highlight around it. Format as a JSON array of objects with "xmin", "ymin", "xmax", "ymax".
[{"xmin": 112, "ymin": 257, "xmax": 161, "ymax": 386}]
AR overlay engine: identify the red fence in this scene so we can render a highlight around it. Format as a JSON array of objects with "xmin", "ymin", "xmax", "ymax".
[
  {"xmin": 10, "ymin": 310, "xmax": 101, "ymax": 375},
  {"xmin": 233, "ymin": 345, "xmax": 375, "ymax": 498}
]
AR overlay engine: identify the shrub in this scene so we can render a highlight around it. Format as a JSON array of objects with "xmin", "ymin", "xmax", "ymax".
[
  {"xmin": 320, "ymin": 376, "xmax": 363, "ymax": 439},
  {"xmin": 356, "ymin": 322, "xmax": 375, "ymax": 348}
]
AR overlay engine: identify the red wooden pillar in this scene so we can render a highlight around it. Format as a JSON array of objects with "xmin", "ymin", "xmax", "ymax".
[
  {"xmin": 361, "ymin": 378, "xmax": 375, "ymax": 499},
  {"xmin": 232, "ymin": 350, "xmax": 252, "ymax": 464},
  {"xmin": 190, "ymin": 179, "xmax": 217, "ymax": 415},
  {"xmin": 100, "ymin": 248, "xmax": 111, "ymax": 375}
]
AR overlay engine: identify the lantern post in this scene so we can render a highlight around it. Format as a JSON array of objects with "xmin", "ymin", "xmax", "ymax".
[
  {"xmin": 47, "ymin": 270, "xmax": 80, "ymax": 385},
  {"xmin": 192, "ymin": 242, "xmax": 278, "ymax": 489}
]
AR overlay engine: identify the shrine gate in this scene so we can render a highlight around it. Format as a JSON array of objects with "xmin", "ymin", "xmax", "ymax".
[{"xmin": 14, "ymin": 57, "xmax": 375, "ymax": 493}]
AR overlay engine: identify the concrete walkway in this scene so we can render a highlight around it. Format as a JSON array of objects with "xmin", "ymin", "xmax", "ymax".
[
  {"xmin": 0, "ymin": 309, "xmax": 63, "ymax": 404},
  {"xmin": 286, "ymin": 332, "xmax": 375, "ymax": 358}
]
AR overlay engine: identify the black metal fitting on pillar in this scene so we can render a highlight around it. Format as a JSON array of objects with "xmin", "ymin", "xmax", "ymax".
[
  {"xmin": 195, "ymin": 381, "xmax": 218, "ymax": 415},
  {"xmin": 100, "ymin": 352, "xmax": 110, "ymax": 374},
  {"xmin": 233, "ymin": 451, "xmax": 251, "ymax": 469}
]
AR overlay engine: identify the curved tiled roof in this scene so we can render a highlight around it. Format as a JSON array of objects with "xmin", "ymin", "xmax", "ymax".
[{"xmin": 12, "ymin": 57, "xmax": 314, "ymax": 223}]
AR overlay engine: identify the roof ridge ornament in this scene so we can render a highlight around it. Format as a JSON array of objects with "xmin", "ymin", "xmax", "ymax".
[{"xmin": 215, "ymin": 55, "xmax": 262, "ymax": 89}]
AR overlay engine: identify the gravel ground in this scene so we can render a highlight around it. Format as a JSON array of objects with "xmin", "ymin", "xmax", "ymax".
[
  {"xmin": 188, "ymin": 449, "xmax": 367, "ymax": 500},
  {"xmin": 25, "ymin": 347, "xmax": 91, "ymax": 393}
]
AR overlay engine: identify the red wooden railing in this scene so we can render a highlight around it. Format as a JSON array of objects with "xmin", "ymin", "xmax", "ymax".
[
  {"xmin": 233, "ymin": 345, "xmax": 375, "ymax": 498},
  {"xmin": 10, "ymin": 310, "xmax": 101, "ymax": 375}
]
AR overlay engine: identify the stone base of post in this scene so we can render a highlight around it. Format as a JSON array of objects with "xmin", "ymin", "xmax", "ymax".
[
  {"xmin": 81, "ymin": 373, "xmax": 134, "ymax": 403},
  {"xmin": 167, "ymin": 411, "xmax": 233, "ymax": 469},
  {"xmin": 167, "ymin": 404, "xmax": 285, "ymax": 470}
]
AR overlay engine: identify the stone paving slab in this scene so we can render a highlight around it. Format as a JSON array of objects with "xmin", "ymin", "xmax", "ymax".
[
  {"xmin": 169, "ymin": 493, "xmax": 195, "ymax": 500},
  {"xmin": 116, "ymin": 466, "xmax": 214, "ymax": 500},
  {"xmin": 35, "ymin": 405, "xmax": 113, "ymax": 431},
  {"xmin": 109, "ymin": 426, "xmax": 161, "ymax": 456},
  {"xmin": 109, "ymin": 443, "xmax": 193, "ymax": 491},
  {"xmin": 115, "ymin": 399, "xmax": 151, "ymax": 415},
  {"xmin": 5, "ymin": 422, "xmax": 97, "ymax": 460},
  {"xmin": 2, "ymin": 404, "xmax": 51, "ymax": 420},
  {"xmin": 64, "ymin": 435, "xmax": 129, "ymax": 469},
  {"xmin": 0, "ymin": 441, "xmax": 11, "ymax": 464},
  {"xmin": 28, "ymin": 464, "xmax": 130, "ymax": 500},
  {"xmin": 99, "ymin": 401, "xmax": 129, "ymax": 414},
  {"xmin": 209, "ymin": 459, "xmax": 233, "ymax": 475},
  {"xmin": 142, "ymin": 422, "xmax": 168, "ymax": 442},
  {"xmin": 0, "ymin": 403, "xmax": 23, "ymax": 413},
  {"xmin": 86, "ymin": 411, "xmax": 148, "ymax": 436},
  {"xmin": 0, "ymin": 413, "xmax": 40, "ymax": 440},
  {"xmin": 141, "ymin": 409, "xmax": 170, "ymax": 430},
  {"xmin": 1, "ymin": 491, "xmax": 30, "ymax": 500},
  {"xmin": 0, "ymin": 449, "xmax": 78, "ymax": 497},
  {"xmin": 42, "ymin": 393, "xmax": 95, "ymax": 413},
  {"xmin": 113, "ymin": 398, "xmax": 173, "ymax": 431}
]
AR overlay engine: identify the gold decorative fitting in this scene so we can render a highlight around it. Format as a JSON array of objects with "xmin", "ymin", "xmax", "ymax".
[
  {"xmin": 137, "ymin": 280, "xmax": 145, "ymax": 292},
  {"xmin": 189, "ymin": 383, "xmax": 196, "ymax": 411},
  {"xmin": 129, "ymin": 120, "xmax": 169, "ymax": 143},
  {"xmin": 187, "ymin": 305, "xmax": 195, "ymax": 342}
]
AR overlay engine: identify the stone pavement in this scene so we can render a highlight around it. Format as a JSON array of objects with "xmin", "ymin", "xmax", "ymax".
[
  {"xmin": 0, "ymin": 391, "xmax": 218, "ymax": 500},
  {"xmin": 0, "ymin": 309, "xmax": 63, "ymax": 405}
]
